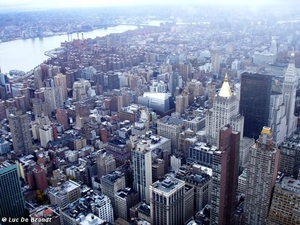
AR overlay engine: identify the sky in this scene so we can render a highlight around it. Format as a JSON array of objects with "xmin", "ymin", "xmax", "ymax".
[{"xmin": 0, "ymin": 0, "xmax": 283, "ymax": 9}]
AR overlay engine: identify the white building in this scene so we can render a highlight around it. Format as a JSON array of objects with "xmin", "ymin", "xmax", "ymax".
[
  {"xmin": 283, "ymin": 53, "xmax": 298, "ymax": 138},
  {"xmin": 39, "ymin": 125, "xmax": 53, "ymax": 147},
  {"xmin": 131, "ymin": 140, "xmax": 152, "ymax": 203},
  {"xmin": 268, "ymin": 92, "xmax": 287, "ymax": 145},
  {"xmin": 205, "ymin": 74, "xmax": 244, "ymax": 145}
]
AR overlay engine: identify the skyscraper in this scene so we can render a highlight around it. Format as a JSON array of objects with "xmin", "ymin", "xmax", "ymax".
[
  {"xmin": 0, "ymin": 161, "xmax": 25, "ymax": 220},
  {"xmin": 283, "ymin": 52, "xmax": 298, "ymax": 138},
  {"xmin": 206, "ymin": 74, "xmax": 244, "ymax": 144},
  {"xmin": 210, "ymin": 125, "xmax": 240, "ymax": 225},
  {"xmin": 8, "ymin": 111, "xmax": 32, "ymax": 155},
  {"xmin": 150, "ymin": 176, "xmax": 185, "ymax": 225},
  {"xmin": 267, "ymin": 176, "xmax": 300, "ymax": 225},
  {"xmin": 244, "ymin": 127, "xmax": 280, "ymax": 225},
  {"xmin": 54, "ymin": 73, "xmax": 68, "ymax": 104},
  {"xmin": 240, "ymin": 73, "xmax": 272, "ymax": 140},
  {"xmin": 131, "ymin": 141, "xmax": 152, "ymax": 203},
  {"xmin": 168, "ymin": 70, "xmax": 180, "ymax": 97}
]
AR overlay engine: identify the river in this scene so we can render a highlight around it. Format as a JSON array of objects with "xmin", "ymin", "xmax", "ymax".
[{"xmin": 0, "ymin": 25, "xmax": 138, "ymax": 74}]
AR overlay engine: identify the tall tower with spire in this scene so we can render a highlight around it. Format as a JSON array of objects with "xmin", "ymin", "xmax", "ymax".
[
  {"xmin": 283, "ymin": 52, "xmax": 298, "ymax": 138},
  {"xmin": 205, "ymin": 74, "xmax": 244, "ymax": 144}
]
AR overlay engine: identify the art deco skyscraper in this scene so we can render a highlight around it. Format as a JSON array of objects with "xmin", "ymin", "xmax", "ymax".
[
  {"xmin": 244, "ymin": 127, "xmax": 280, "ymax": 225},
  {"xmin": 211, "ymin": 125, "xmax": 240, "ymax": 225},
  {"xmin": 206, "ymin": 74, "xmax": 244, "ymax": 144},
  {"xmin": 283, "ymin": 52, "xmax": 298, "ymax": 138},
  {"xmin": 8, "ymin": 111, "xmax": 32, "ymax": 155},
  {"xmin": 0, "ymin": 161, "xmax": 25, "ymax": 221}
]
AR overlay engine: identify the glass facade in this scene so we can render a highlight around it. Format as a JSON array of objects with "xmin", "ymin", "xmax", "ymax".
[
  {"xmin": 240, "ymin": 73, "xmax": 272, "ymax": 140},
  {"xmin": 0, "ymin": 162, "xmax": 25, "ymax": 220}
]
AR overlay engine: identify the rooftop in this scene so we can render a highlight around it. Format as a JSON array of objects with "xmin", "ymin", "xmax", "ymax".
[{"xmin": 151, "ymin": 176, "xmax": 185, "ymax": 194}]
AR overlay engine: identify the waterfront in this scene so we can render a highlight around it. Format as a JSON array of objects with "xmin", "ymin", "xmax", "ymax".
[{"xmin": 0, "ymin": 25, "xmax": 138, "ymax": 74}]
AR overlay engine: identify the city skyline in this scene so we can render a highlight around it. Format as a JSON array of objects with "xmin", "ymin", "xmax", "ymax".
[{"xmin": 0, "ymin": 0, "xmax": 292, "ymax": 11}]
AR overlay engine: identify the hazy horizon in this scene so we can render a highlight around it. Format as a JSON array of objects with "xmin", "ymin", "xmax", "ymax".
[{"xmin": 0, "ymin": 0, "xmax": 295, "ymax": 12}]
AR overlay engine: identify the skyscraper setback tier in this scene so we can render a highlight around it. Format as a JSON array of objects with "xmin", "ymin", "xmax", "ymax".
[
  {"xmin": 240, "ymin": 73, "xmax": 272, "ymax": 140},
  {"xmin": 244, "ymin": 127, "xmax": 280, "ymax": 225}
]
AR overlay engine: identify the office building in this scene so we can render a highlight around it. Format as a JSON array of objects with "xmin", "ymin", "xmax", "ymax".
[
  {"xmin": 101, "ymin": 171, "xmax": 126, "ymax": 211},
  {"xmin": 176, "ymin": 92, "xmax": 189, "ymax": 115},
  {"xmin": 8, "ymin": 111, "xmax": 32, "ymax": 155},
  {"xmin": 279, "ymin": 141, "xmax": 300, "ymax": 179},
  {"xmin": 39, "ymin": 125, "xmax": 54, "ymax": 147},
  {"xmin": 175, "ymin": 164, "xmax": 212, "ymax": 213},
  {"xmin": 54, "ymin": 73, "xmax": 68, "ymax": 103},
  {"xmin": 56, "ymin": 107, "xmax": 69, "ymax": 130},
  {"xmin": 210, "ymin": 125, "xmax": 240, "ymax": 225},
  {"xmin": 267, "ymin": 177, "xmax": 300, "ymax": 225},
  {"xmin": 244, "ymin": 127, "xmax": 280, "ymax": 225},
  {"xmin": 157, "ymin": 116, "xmax": 182, "ymax": 153},
  {"xmin": 0, "ymin": 161, "xmax": 25, "ymax": 220},
  {"xmin": 115, "ymin": 188, "xmax": 139, "ymax": 221},
  {"xmin": 240, "ymin": 73, "xmax": 272, "ymax": 139},
  {"xmin": 206, "ymin": 74, "xmax": 244, "ymax": 144},
  {"xmin": 107, "ymin": 73, "xmax": 120, "ymax": 91},
  {"xmin": 131, "ymin": 140, "xmax": 152, "ymax": 203},
  {"xmin": 150, "ymin": 176, "xmax": 186, "ymax": 225},
  {"xmin": 188, "ymin": 142, "xmax": 218, "ymax": 168},
  {"xmin": 283, "ymin": 53, "xmax": 298, "ymax": 138},
  {"xmin": 0, "ymin": 139, "xmax": 11, "ymax": 155},
  {"xmin": 211, "ymin": 50, "xmax": 220, "ymax": 74},
  {"xmin": 48, "ymin": 180, "xmax": 81, "ymax": 208},
  {"xmin": 60, "ymin": 192, "xmax": 112, "ymax": 225},
  {"xmin": 268, "ymin": 91, "xmax": 287, "ymax": 145},
  {"xmin": 33, "ymin": 164, "xmax": 48, "ymax": 191},
  {"xmin": 138, "ymin": 92, "xmax": 174, "ymax": 114},
  {"xmin": 168, "ymin": 70, "xmax": 180, "ymax": 97},
  {"xmin": 96, "ymin": 150, "xmax": 116, "ymax": 179}
]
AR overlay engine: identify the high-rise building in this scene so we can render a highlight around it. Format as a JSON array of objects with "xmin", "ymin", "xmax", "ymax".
[
  {"xmin": 56, "ymin": 107, "xmax": 69, "ymax": 130},
  {"xmin": 115, "ymin": 188, "xmax": 139, "ymax": 221},
  {"xmin": 175, "ymin": 164, "xmax": 212, "ymax": 213},
  {"xmin": 131, "ymin": 141, "xmax": 152, "ymax": 203},
  {"xmin": 39, "ymin": 125, "xmax": 54, "ymax": 147},
  {"xmin": 101, "ymin": 171, "xmax": 126, "ymax": 211},
  {"xmin": 176, "ymin": 91, "xmax": 189, "ymax": 115},
  {"xmin": 0, "ymin": 161, "xmax": 25, "ymax": 220},
  {"xmin": 268, "ymin": 91, "xmax": 287, "ymax": 145},
  {"xmin": 157, "ymin": 116, "xmax": 182, "ymax": 153},
  {"xmin": 267, "ymin": 176, "xmax": 300, "ymax": 225},
  {"xmin": 240, "ymin": 73, "xmax": 272, "ymax": 140},
  {"xmin": 33, "ymin": 164, "xmax": 48, "ymax": 191},
  {"xmin": 150, "ymin": 176, "xmax": 185, "ymax": 225},
  {"xmin": 19, "ymin": 86, "xmax": 31, "ymax": 111},
  {"xmin": 283, "ymin": 53, "xmax": 298, "ymax": 138},
  {"xmin": 107, "ymin": 73, "xmax": 120, "ymax": 91},
  {"xmin": 206, "ymin": 74, "xmax": 244, "ymax": 144},
  {"xmin": 8, "ymin": 111, "xmax": 32, "ymax": 155},
  {"xmin": 244, "ymin": 127, "xmax": 280, "ymax": 225},
  {"xmin": 0, "ymin": 99, "xmax": 6, "ymax": 121},
  {"xmin": 54, "ymin": 73, "xmax": 68, "ymax": 104},
  {"xmin": 210, "ymin": 125, "xmax": 240, "ymax": 225},
  {"xmin": 96, "ymin": 150, "xmax": 116, "ymax": 179},
  {"xmin": 211, "ymin": 50, "xmax": 220, "ymax": 74},
  {"xmin": 279, "ymin": 141, "xmax": 300, "ymax": 179},
  {"xmin": 168, "ymin": 70, "xmax": 180, "ymax": 97}
]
